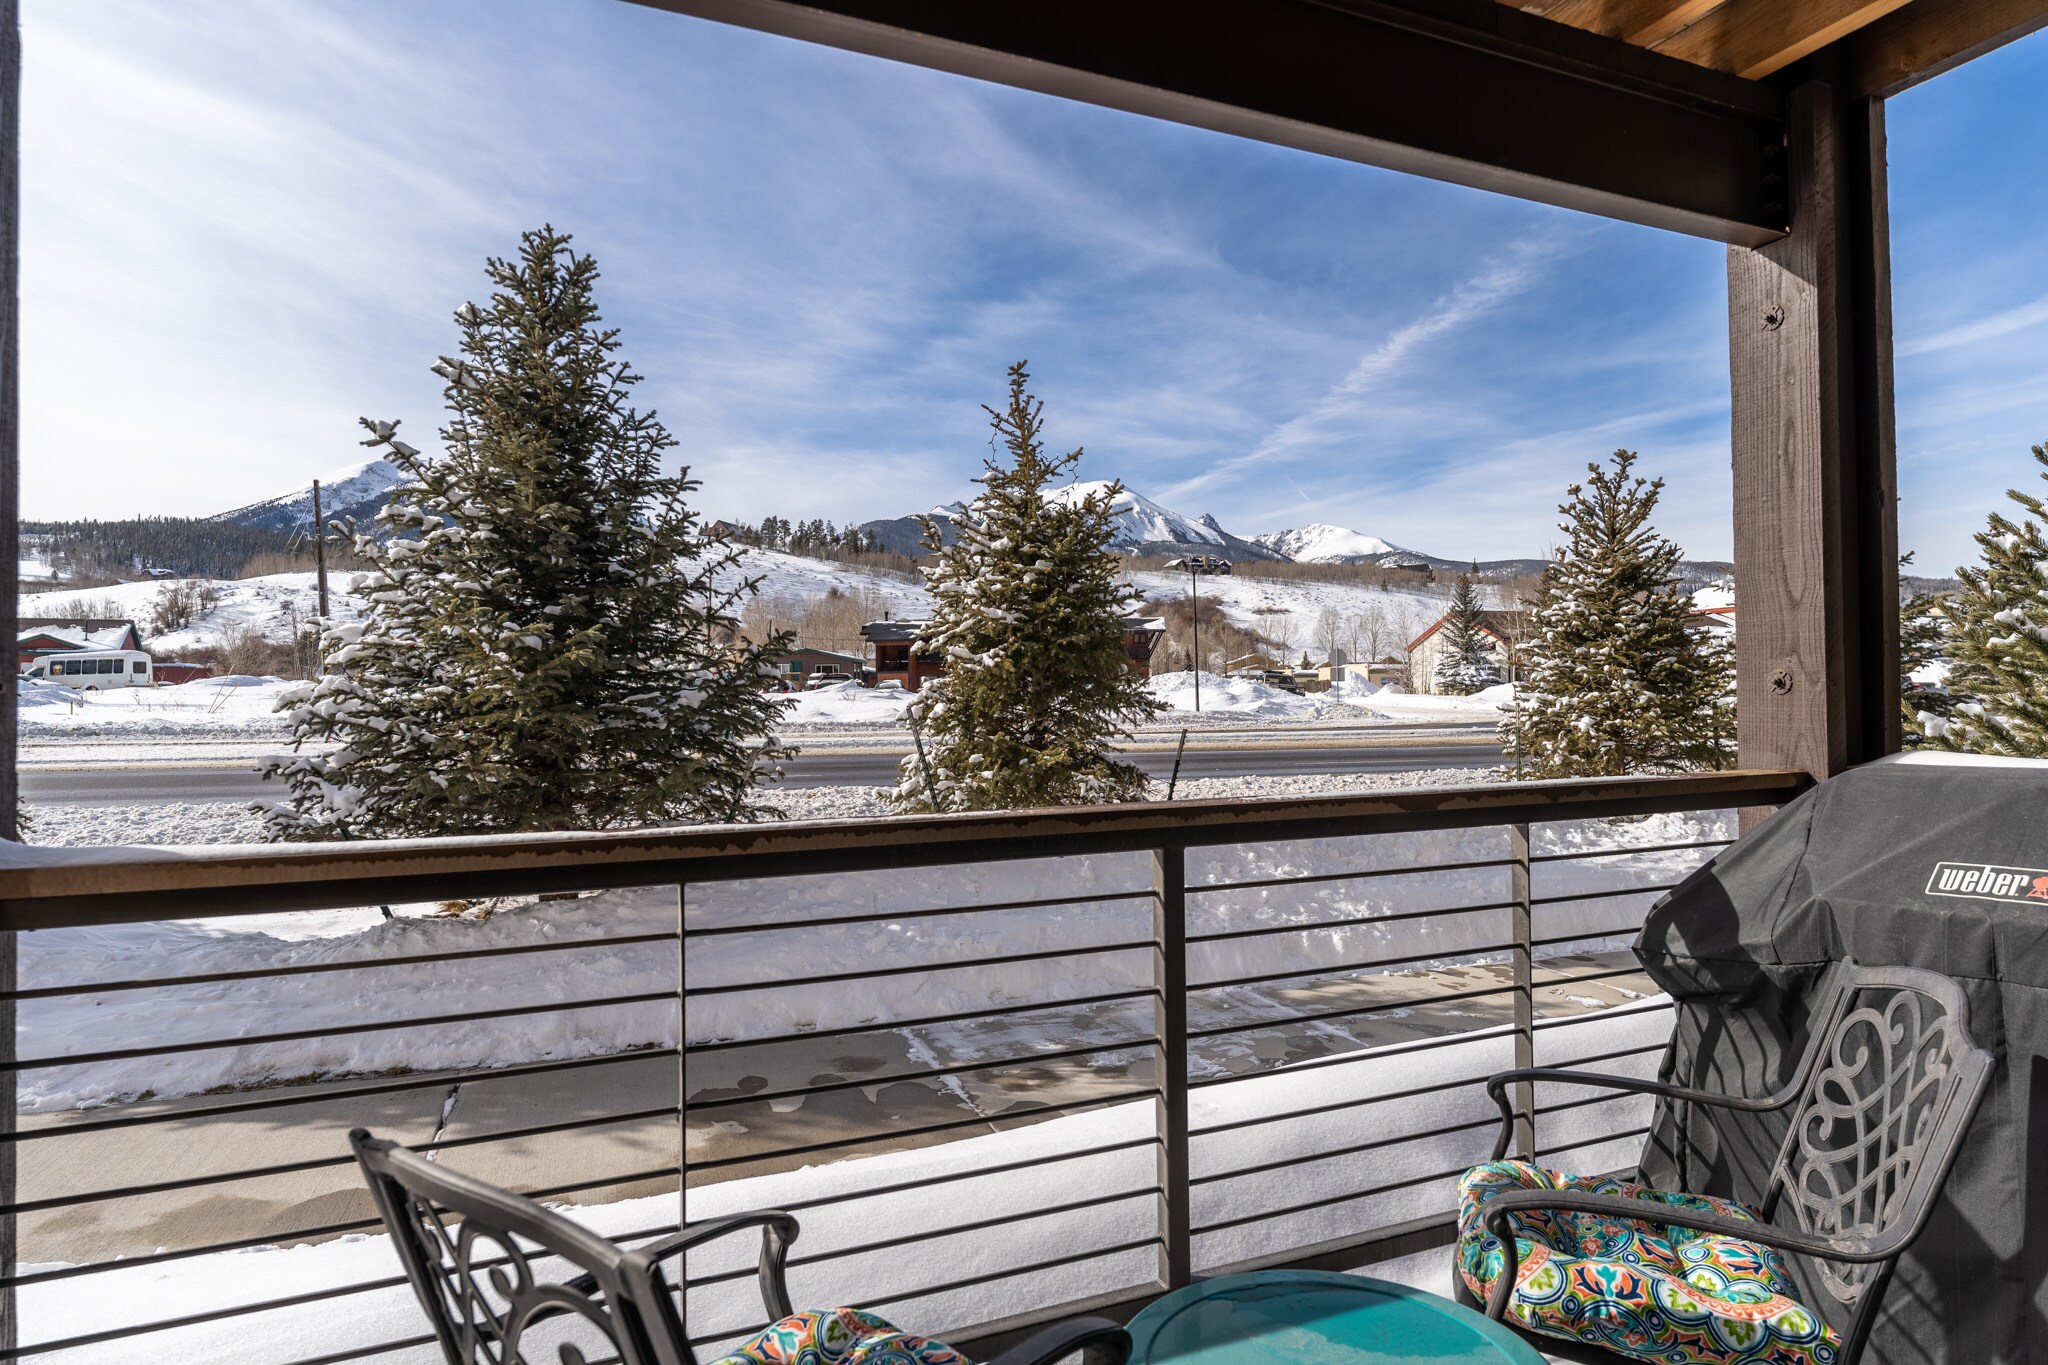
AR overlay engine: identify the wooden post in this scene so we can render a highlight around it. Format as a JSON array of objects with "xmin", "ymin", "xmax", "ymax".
[{"xmin": 1727, "ymin": 72, "xmax": 1899, "ymax": 783}]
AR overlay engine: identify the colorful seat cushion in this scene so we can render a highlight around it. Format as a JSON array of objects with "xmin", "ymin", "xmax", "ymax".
[
  {"xmin": 712, "ymin": 1307, "xmax": 971, "ymax": 1365},
  {"xmin": 1457, "ymin": 1160, "xmax": 1840, "ymax": 1365}
]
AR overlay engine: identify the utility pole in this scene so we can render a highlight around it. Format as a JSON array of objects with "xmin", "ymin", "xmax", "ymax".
[
  {"xmin": 311, "ymin": 479, "xmax": 330, "ymax": 619},
  {"xmin": 1189, "ymin": 559, "xmax": 1201, "ymax": 713}
]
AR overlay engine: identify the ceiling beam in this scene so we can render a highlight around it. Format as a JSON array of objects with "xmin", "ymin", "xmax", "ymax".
[
  {"xmin": 1514, "ymin": 0, "xmax": 1729, "ymax": 46},
  {"xmin": 630, "ymin": 0, "xmax": 1788, "ymax": 245},
  {"xmin": 1653, "ymin": 0, "xmax": 1916, "ymax": 77},
  {"xmin": 1846, "ymin": 0, "xmax": 2048, "ymax": 95}
]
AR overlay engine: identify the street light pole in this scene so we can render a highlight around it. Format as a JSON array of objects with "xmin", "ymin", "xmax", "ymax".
[
  {"xmin": 311, "ymin": 479, "xmax": 330, "ymax": 620},
  {"xmin": 1189, "ymin": 559, "xmax": 1200, "ymax": 713}
]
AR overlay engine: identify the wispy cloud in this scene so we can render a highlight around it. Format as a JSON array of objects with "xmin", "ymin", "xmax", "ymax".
[
  {"xmin": 1898, "ymin": 292, "xmax": 2048, "ymax": 357},
  {"xmin": 1158, "ymin": 237, "xmax": 1561, "ymax": 504}
]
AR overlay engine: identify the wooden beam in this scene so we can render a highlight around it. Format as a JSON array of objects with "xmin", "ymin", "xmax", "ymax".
[
  {"xmin": 1727, "ymin": 79, "xmax": 1899, "ymax": 780},
  {"xmin": 1656, "ymin": 0, "xmax": 1915, "ymax": 76},
  {"xmin": 1517, "ymin": 0, "xmax": 1731, "ymax": 46},
  {"xmin": 1848, "ymin": 0, "xmax": 2048, "ymax": 95},
  {"xmin": 634, "ymin": 0, "xmax": 1790, "ymax": 246}
]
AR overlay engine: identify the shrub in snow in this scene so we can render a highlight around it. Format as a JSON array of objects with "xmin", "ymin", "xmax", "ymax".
[
  {"xmin": 1927, "ymin": 441, "xmax": 2048, "ymax": 756},
  {"xmin": 1431, "ymin": 573, "xmax": 1502, "ymax": 696},
  {"xmin": 897, "ymin": 362, "xmax": 1162, "ymax": 811},
  {"xmin": 261, "ymin": 226, "xmax": 792, "ymax": 839},
  {"xmin": 1500, "ymin": 450, "xmax": 1732, "ymax": 777}
]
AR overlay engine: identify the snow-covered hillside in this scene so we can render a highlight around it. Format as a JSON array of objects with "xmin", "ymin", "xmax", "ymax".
[
  {"xmin": 1251, "ymin": 523, "xmax": 1404, "ymax": 563},
  {"xmin": 1126, "ymin": 564, "xmax": 1447, "ymax": 654},
  {"xmin": 210, "ymin": 457, "xmax": 406, "ymax": 536},
  {"xmin": 721, "ymin": 547, "xmax": 933, "ymax": 619},
  {"xmin": 20, "ymin": 572, "xmax": 369, "ymax": 655}
]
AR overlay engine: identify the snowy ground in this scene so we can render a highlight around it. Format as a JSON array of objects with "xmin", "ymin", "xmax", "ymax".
[
  {"xmin": 11, "ymin": 799, "xmax": 1708, "ymax": 1360},
  {"xmin": 18, "ymin": 674, "xmax": 299, "ymax": 737}
]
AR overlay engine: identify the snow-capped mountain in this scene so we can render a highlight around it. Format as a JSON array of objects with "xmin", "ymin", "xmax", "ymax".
[
  {"xmin": 1250, "ymin": 523, "xmax": 1404, "ymax": 563},
  {"xmin": 1045, "ymin": 481, "xmax": 1227, "ymax": 550},
  {"xmin": 211, "ymin": 458, "xmax": 407, "ymax": 536},
  {"xmin": 861, "ymin": 481, "xmax": 1284, "ymax": 561}
]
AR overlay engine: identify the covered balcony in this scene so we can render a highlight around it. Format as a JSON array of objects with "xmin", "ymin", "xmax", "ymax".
[{"xmin": 0, "ymin": 0, "xmax": 2040, "ymax": 1361}]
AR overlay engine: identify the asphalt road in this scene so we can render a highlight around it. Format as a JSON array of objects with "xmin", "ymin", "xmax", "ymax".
[{"xmin": 23, "ymin": 740, "xmax": 1504, "ymax": 806}]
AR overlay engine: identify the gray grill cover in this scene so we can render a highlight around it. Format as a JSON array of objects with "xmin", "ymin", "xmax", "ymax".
[{"xmin": 1632, "ymin": 753, "xmax": 2047, "ymax": 1364}]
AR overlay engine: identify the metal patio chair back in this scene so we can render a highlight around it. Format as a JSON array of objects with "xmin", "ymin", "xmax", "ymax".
[
  {"xmin": 1477, "ymin": 959, "xmax": 1994, "ymax": 1363},
  {"xmin": 351, "ymin": 1127, "xmax": 688, "ymax": 1365}
]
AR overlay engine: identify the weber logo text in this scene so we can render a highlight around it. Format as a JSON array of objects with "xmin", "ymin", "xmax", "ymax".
[{"xmin": 1927, "ymin": 862, "xmax": 2048, "ymax": 904}]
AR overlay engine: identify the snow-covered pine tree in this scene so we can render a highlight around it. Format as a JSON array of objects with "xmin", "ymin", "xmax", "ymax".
[
  {"xmin": 1925, "ymin": 441, "xmax": 2048, "ymax": 756},
  {"xmin": 1500, "ymin": 450, "xmax": 1733, "ymax": 777},
  {"xmin": 1898, "ymin": 553, "xmax": 1955, "ymax": 746},
  {"xmin": 897, "ymin": 362, "xmax": 1162, "ymax": 812},
  {"xmin": 261, "ymin": 226, "xmax": 792, "ymax": 839},
  {"xmin": 1433, "ymin": 572, "xmax": 1503, "ymax": 695}
]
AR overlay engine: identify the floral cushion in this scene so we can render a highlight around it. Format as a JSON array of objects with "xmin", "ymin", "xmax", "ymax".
[
  {"xmin": 1457, "ymin": 1160, "xmax": 1840, "ymax": 1365},
  {"xmin": 712, "ymin": 1307, "xmax": 971, "ymax": 1365}
]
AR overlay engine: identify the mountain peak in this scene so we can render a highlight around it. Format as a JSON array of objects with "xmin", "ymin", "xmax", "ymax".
[{"xmin": 1250, "ymin": 523, "xmax": 1404, "ymax": 563}]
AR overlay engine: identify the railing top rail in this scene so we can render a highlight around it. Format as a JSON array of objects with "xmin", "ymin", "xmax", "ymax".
[{"xmin": 0, "ymin": 769, "xmax": 1808, "ymax": 928}]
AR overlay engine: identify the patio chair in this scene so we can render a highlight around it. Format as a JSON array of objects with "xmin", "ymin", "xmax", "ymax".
[
  {"xmin": 1453, "ymin": 960, "xmax": 1992, "ymax": 1365},
  {"xmin": 350, "ymin": 1128, "xmax": 1132, "ymax": 1365}
]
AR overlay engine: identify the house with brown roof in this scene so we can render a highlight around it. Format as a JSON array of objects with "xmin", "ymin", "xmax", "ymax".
[{"xmin": 1403, "ymin": 609, "xmax": 1524, "ymax": 694}]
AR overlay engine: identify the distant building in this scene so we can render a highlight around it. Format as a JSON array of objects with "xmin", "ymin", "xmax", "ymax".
[
  {"xmin": 152, "ymin": 662, "xmax": 216, "ymax": 685},
  {"xmin": 860, "ymin": 620, "xmax": 945, "ymax": 691},
  {"xmin": 863, "ymin": 616, "xmax": 1168, "ymax": 692},
  {"xmin": 1404, "ymin": 609, "xmax": 1524, "ymax": 694},
  {"xmin": 17, "ymin": 619, "xmax": 143, "ymax": 672},
  {"xmin": 764, "ymin": 645, "xmax": 866, "ymax": 686},
  {"xmin": 1162, "ymin": 555, "xmax": 1232, "ymax": 576}
]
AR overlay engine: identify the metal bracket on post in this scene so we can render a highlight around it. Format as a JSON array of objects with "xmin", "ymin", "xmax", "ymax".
[
  {"xmin": 1509, "ymin": 823, "xmax": 1536, "ymax": 1160},
  {"xmin": 1152, "ymin": 846, "xmax": 1192, "ymax": 1289}
]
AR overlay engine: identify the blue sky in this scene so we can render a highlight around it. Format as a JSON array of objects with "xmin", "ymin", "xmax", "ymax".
[{"xmin": 18, "ymin": 0, "xmax": 2048, "ymax": 571}]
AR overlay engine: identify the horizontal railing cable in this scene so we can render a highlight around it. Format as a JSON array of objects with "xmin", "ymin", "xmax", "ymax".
[
  {"xmin": 1, "ymin": 928, "xmax": 678, "ymax": 1001},
  {"xmin": 684, "ymin": 986, "xmax": 1162, "ymax": 1054},
  {"xmin": 683, "ymin": 938, "xmax": 1154, "ymax": 997},
  {"xmin": 1184, "ymin": 899, "xmax": 1516, "ymax": 946},
  {"xmin": 7, "ymin": 988, "xmax": 677, "ymax": 1072},
  {"xmin": 682, "ymin": 887, "xmax": 1156, "ymax": 937}
]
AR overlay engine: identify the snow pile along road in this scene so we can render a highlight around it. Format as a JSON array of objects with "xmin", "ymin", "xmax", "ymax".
[
  {"xmin": 17, "ymin": 675, "xmax": 297, "ymax": 737},
  {"xmin": 777, "ymin": 679, "xmax": 914, "ymax": 726},
  {"xmin": 1148, "ymin": 670, "xmax": 1320, "ymax": 718}
]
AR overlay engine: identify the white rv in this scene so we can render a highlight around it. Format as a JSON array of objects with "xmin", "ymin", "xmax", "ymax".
[{"xmin": 24, "ymin": 650, "xmax": 154, "ymax": 689}]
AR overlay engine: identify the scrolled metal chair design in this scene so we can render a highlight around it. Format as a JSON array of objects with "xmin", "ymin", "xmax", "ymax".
[
  {"xmin": 1456, "ymin": 961, "xmax": 1993, "ymax": 1365},
  {"xmin": 351, "ymin": 1128, "xmax": 1133, "ymax": 1365}
]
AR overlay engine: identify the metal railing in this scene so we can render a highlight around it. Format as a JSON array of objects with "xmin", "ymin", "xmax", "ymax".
[{"xmin": 0, "ymin": 768, "xmax": 1805, "ymax": 1362}]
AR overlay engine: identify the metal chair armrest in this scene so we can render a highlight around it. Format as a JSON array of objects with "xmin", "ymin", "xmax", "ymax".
[
  {"xmin": 1482, "ymin": 1067, "xmax": 1789, "ymax": 1161},
  {"xmin": 981, "ymin": 1317, "xmax": 1131, "ymax": 1365},
  {"xmin": 569, "ymin": 1211, "xmax": 799, "ymax": 1320},
  {"xmin": 1477, "ymin": 1187, "xmax": 1886, "ymax": 1319}
]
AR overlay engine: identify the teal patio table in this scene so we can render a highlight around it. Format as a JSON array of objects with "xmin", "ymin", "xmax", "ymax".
[{"xmin": 1126, "ymin": 1270, "xmax": 1548, "ymax": 1365}]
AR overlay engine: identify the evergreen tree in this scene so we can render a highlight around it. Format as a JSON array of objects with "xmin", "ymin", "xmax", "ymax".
[
  {"xmin": 1433, "ymin": 572, "xmax": 1502, "ymax": 695},
  {"xmin": 897, "ymin": 362, "xmax": 1162, "ymax": 812},
  {"xmin": 1898, "ymin": 553, "xmax": 1955, "ymax": 746},
  {"xmin": 261, "ymin": 226, "xmax": 792, "ymax": 839},
  {"xmin": 1926, "ymin": 441, "xmax": 2048, "ymax": 756},
  {"xmin": 1501, "ymin": 450, "xmax": 1733, "ymax": 777}
]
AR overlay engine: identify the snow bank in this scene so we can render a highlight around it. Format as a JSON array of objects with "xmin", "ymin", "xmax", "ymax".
[
  {"xmin": 1347, "ymin": 684, "xmax": 1512, "ymax": 721},
  {"xmin": 1147, "ymin": 671, "xmax": 1320, "ymax": 718},
  {"xmin": 16, "ymin": 675, "xmax": 298, "ymax": 736},
  {"xmin": 777, "ymin": 680, "xmax": 913, "ymax": 726}
]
